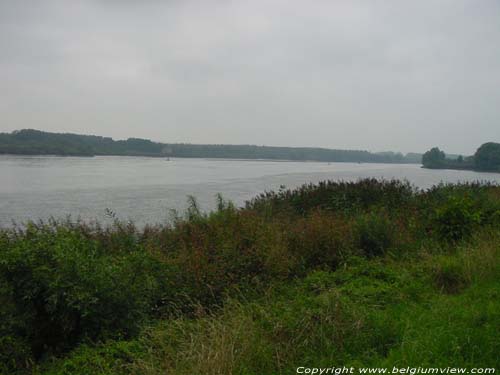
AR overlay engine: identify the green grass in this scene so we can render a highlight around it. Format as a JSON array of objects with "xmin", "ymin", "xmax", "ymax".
[
  {"xmin": 40, "ymin": 235, "xmax": 499, "ymax": 374},
  {"xmin": 0, "ymin": 179, "xmax": 499, "ymax": 374}
]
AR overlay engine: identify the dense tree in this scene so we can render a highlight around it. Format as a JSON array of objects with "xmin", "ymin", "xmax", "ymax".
[
  {"xmin": 0, "ymin": 129, "xmax": 421, "ymax": 164},
  {"xmin": 474, "ymin": 142, "xmax": 500, "ymax": 172},
  {"xmin": 422, "ymin": 147, "xmax": 446, "ymax": 168},
  {"xmin": 421, "ymin": 143, "xmax": 499, "ymax": 173}
]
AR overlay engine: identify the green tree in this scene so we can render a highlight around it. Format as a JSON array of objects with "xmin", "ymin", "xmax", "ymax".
[
  {"xmin": 422, "ymin": 147, "xmax": 445, "ymax": 168},
  {"xmin": 474, "ymin": 142, "xmax": 500, "ymax": 171}
]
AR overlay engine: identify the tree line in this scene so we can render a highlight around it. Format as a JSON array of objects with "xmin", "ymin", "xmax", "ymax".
[
  {"xmin": 0, "ymin": 129, "xmax": 422, "ymax": 163},
  {"xmin": 422, "ymin": 142, "xmax": 500, "ymax": 172}
]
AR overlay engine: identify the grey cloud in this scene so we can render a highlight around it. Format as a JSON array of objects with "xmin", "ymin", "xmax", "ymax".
[{"xmin": 0, "ymin": 0, "xmax": 499, "ymax": 154}]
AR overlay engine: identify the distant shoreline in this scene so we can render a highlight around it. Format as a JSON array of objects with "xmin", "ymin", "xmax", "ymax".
[
  {"xmin": 420, "ymin": 143, "xmax": 500, "ymax": 174},
  {"xmin": 0, "ymin": 153, "xmax": 422, "ymax": 165},
  {"xmin": 421, "ymin": 165, "xmax": 500, "ymax": 174},
  {"xmin": 0, "ymin": 129, "xmax": 422, "ymax": 164}
]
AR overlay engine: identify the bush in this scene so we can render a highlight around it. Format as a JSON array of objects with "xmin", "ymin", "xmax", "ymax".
[
  {"xmin": 40, "ymin": 341, "xmax": 142, "ymax": 375},
  {"xmin": 0, "ymin": 335, "xmax": 32, "ymax": 374},
  {"xmin": 432, "ymin": 256, "xmax": 470, "ymax": 294},
  {"xmin": 431, "ymin": 196, "xmax": 481, "ymax": 242},
  {"xmin": 354, "ymin": 212, "xmax": 396, "ymax": 258},
  {"xmin": 0, "ymin": 222, "xmax": 167, "ymax": 361},
  {"xmin": 1, "ymin": 180, "xmax": 499, "ymax": 373},
  {"xmin": 286, "ymin": 212, "xmax": 353, "ymax": 271},
  {"xmin": 246, "ymin": 179, "xmax": 416, "ymax": 216}
]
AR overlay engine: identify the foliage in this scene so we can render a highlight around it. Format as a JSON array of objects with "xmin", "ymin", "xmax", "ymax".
[
  {"xmin": 40, "ymin": 341, "xmax": 142, "ymax": 375},
  {"xmin": 246, "ymin": 179, "xmax": 416, "ymax": 216},
  {"xmin": 474, "ymin": 142, "xmax": 500, "ymax": 172},
  {"xmin": 422, "ymin": 147, "xmax": 446, "ymax": 168},
  {"xmin": 0, "ymin": 222, "xmax": 171, "ymax": 367},
  {"xmin": 0, "ymin": 179, "xmax": 499, "ymax": 374},
  {"xmin": 431, "ymin": 195, "xmax": 481, "ymax": 242},
  {"xmin": 432, "ymin": 256, "xmax": 470, "ymax": 294},
  {"xmin": 50, "ymin": 242, "xmax": 499, "ymax": 374},
  {"xmin": 0, "ymin": 129, "xmax": 163, "ymax": 157},
  {"xmin": 0, "ymin": 129, "xmax": 421, "ymax": 163},
  {"xmin": 354, "ymin": 212, "xmax": 396, "ymax": 257},
  {"xmin": 422, "ymin": 142, "xmax": 500, "ymax": 172}
]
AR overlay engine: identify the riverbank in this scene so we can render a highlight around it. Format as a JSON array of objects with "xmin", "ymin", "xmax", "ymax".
[
  {"xmin": 1, "ymin": 179, "xmax": 499, "ymax": 374},
  {"xmin": 0, "ymin": 129, "xmax": 421, "ymax": 163},
  {"xmin": 422, "ymin": 164, "xmax": 500, "ymax": 173},
  {"xmin": 4, "ymin": 156, "xmax": 500, "ymax": 229},
  {"xmin": 421, "ymin": 143, "xmax": 500, "ymax": 174}
]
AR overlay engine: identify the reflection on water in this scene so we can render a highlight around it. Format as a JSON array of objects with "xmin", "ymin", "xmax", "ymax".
[{"xmin": 1, "ymin": 155, "xmax": 499, "ymax": 227}]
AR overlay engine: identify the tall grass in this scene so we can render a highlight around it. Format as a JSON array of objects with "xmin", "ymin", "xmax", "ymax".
[{"xmin": 0, "ymin": 179, "xmax": 499, "ymax": 374}]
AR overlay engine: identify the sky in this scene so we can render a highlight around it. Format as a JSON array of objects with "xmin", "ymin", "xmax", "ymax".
[{"xmin": 0, "ymin": 0, "xmax": 499, "ymax": 155}]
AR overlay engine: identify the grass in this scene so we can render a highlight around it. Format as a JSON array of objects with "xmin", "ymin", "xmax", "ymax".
[
  {"xmin": 0, "ymin": 179, "xmax": 499, "ymax": 374},
  {"xmin": 42, "ymin": 233, "xmax": 500, "ymax": 374}
]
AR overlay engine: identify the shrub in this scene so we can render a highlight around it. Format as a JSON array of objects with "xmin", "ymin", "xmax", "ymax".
[
  {"xmin": 0, "ymin": 335, "xmax": 32, "ymax": 374},
  {"xmin": 0, "ymin": 222, "xmax": 167, "ymax": 361},
  {"xmin": 40, "ymin": 341, "xmax": 142, "ymax": 375},
  {"xmin": 246, "ymin": 179, "xmax": 417, "ymax": 216},
  {"xmin": 354, "ymin": 212, "xmax": 395, "ymax": 258},
  {"xmin": 431, "ymin": 196, "xmax": 481, "ymax": 242},
  {"xmin": 286, "ymin": 212, "xmax": 353, "ymax": 271},
  {"xmin": 1, "ymin": 180, "xmax": 499, "ymax": 373},
  {"xmin": 432, "ymin": 256, "xmax": 469, "ymax": 294}
]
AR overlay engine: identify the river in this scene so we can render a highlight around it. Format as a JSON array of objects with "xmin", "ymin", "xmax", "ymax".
[{"xmin": 1, "ymin": 155, "xmax": 499, "ymax": 227}]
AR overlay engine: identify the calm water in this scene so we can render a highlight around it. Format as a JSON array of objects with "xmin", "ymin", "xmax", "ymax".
[{"xmin": 1, "ymin": 155, "xmax": 499, "ymax": 227}]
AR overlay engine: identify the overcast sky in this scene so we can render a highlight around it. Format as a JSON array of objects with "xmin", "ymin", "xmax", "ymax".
[{"xmin": 1, "ymin": 0, "xmax": 499, "ymax": 154}]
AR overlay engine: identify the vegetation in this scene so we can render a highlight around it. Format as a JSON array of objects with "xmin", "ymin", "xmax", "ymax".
[
  {"xmin": 0, "ymin": 129, "xmax": 421, "ymax": 163},
  {"xmin": 475, "ymin": 142, "xmax": 500, "ymax": 172},
  {"xmin": 422, "ymin": 142, "xmax": 500, "ymax": 172},
  {"xmin": 0, "ymin": 130, "xmax": 163, "ymax": 157},
  {"xmin": 0, "ymin": 179, "xmax": 499, "ymax": 374},
  {"xmin": 422, "ymin": 147, "xmax": 447, "ymax": 168}
]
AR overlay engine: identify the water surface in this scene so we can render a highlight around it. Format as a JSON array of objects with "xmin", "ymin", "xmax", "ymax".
[{"xmin": 1, "ymin": 155, "xmax": 499, "ymax": 227}]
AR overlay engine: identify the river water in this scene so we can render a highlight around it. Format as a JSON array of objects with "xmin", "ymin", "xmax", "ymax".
[{"xmin": 1, "ymin": 155, "xmax": 499, "ymax": 227}]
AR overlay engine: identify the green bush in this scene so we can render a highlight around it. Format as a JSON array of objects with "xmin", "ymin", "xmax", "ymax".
[
  {"xmin": 40, "ymin": 340, "xmax": 142, "ymax": 375},
  {"xmin": 0, "ymin": 223, "xmax": 167, "ymax": 362},
  {"xmin": 246, "ymin": 179, "xmax": 416, "ymax": 216},
  {"xmin": 432, "ymin": 256, "xmax": 469, "ymax": 294},
  {"xmin": 431, "ymin": 196, "xmax": 481, "ymax": 242},
  {"xmin": 354, "ymin": 212, "xmax": 396, "ymax": 257},
  {"xmin": 0, "ymin": 335, "xmax": 32, "ymax": 374},
  {"xmin": 286, "ymin": 212, "xmax": 353, "ymax": 272},
  {"xmin": 1, "ymin": 180, "xmax": 499, "ymax": 373}
]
